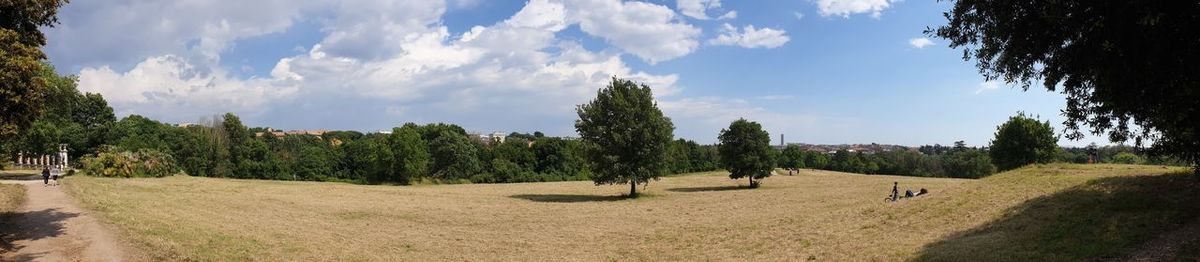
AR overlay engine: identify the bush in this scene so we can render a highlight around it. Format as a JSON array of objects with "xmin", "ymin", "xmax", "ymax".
[
  {"xmin": 1111, "ymin": 152, "xmax": 1143, "ymax": 165},
  {"xmin": 81, "ymin": 148, "xmax": 178, "ymax": 178}
]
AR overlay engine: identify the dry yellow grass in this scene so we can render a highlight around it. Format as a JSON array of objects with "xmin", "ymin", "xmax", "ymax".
[
  {"xmin": 0, "ymin": 183, "xmax": 25, "ymax": 214},
  {"xmin": 63, "ymin": 164, "xmax": 1196, "ymax": 261}
]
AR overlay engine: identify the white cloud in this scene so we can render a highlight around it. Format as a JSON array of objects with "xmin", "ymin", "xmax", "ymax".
[
  {"xmin": 717, "ymin": 11, "xmax": 737, "ymax": 20},
  {"xmin": 794, "ymin": 11, "xmax": 805, "ymax": 20},
  {"xmin": 708, "ymin": 23, "xmax": 790, "ymax": 49},
  {"xmin": 70, "ymin": 0, "xmax": 686, "ymax": 125},
  {"xmin": 908, "ymin": 37, "xmax": 934, "ymax": 48},
  {"xmin": 77, "ymin": 55, "xmax": 298, "ymax": 120},
  {"xmin": 45, "ymin": 0, "xmax": 319, "ymax": 69},
  {"xmin": 815, "ymin": 0, "xmax": 897, "ymax": 18},
  {"xmin": 975, "ymin": 80, "xmax": 1001, "ymax": 94},
  {"xmin": 676, "ymin": 0, "xmax": 718, "ymax": 20},
  {"xmin": 570, "ymin": 0, "xmax": 701, "ymax": 64}
]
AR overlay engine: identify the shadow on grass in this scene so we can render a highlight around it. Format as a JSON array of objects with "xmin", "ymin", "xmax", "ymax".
[
  {"xmin": 666, "ymin": 185, "xmax": 753, "ymax": 193},
  {"xmin": 510, "ymin": 194, "xmax": 630, "ymax": 203},
  {"xmin": 914, "ymin": 172, "xmax": 1200, "ymax": 261},
  {"xmin": 0, "ymin": 208, "xmax": 81, "ymax": 256}
]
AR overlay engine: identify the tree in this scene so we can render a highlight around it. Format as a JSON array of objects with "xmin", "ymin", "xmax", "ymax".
[
  {"xmin": 718, "ymin": 119, "xmax": 774, "ymax": 188},
  {"xmin": 0, "ymin": 0, "xmax": 68, "ymax": 149},
  {"xmin": 989, "ymin": 113, "xmax": 1059, "ymax": 171},
  {"xmin": 338, "ymin": 136, "xmax": 394, "ymax": 183},
  {"xmin": 931, "ymin": 0, "xmax": 1200, "ymax": 174},
  {"xmin": 779, "ymin": 145, "xmax": 806, "ymax": 172},
  {"xmin": 941, "ymin": 141, "xmax": 997, "ymax": 179},
  {"xmin": 1111, "ymin": 152, "xmax": 1144, "ymax": 165},
  {"xmin": 428, "ymin": 130, "xmax": 481, "ymax": 181},
  {"xmin": 575, "ymin": 77, "xmax": 674, "ymax": 197},
  {"xmin": 387, "ymin": 125, "xmax": 430, "ymax": 184},
  {"xmin": 804, "ymin": 151, "xmax": 830, "ymax": 170}
]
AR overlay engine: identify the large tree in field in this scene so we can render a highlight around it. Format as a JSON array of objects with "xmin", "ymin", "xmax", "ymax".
[
  {"xmin": 931, "ymin": 0, "xmax": 1200, "ymax": 174},
  {"xmin": 388, "ymin": 124, "xmax": 430, "ymax": 184},
  {"xmin": 989, "ymin": 113, "xmax": 1059, "ymax": 171},
  {"xmin": 718, "ymin": 119, "xmax": 774, "ymax": 188},
  {"xmin": 575, "ymin": 77, "xmax": 674, "ymax": 198},
  {"xmin": 0, "ymin": 0, "xmax": 68, "ymax": 154}
]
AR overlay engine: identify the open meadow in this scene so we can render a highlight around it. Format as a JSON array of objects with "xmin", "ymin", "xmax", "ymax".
[{"xmin": 64, "ymin": 164, "xmax": 1199, "ymax": 261}]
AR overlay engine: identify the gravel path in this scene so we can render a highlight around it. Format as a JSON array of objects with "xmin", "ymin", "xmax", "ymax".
[{"xmin": 0, "ymin": 179, "xmax": 127, "ymax": 261}]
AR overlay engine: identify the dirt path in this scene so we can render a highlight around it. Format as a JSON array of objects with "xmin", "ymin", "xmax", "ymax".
[{"xmin": 0, "ymin": 179, "xmax": 127, "ymax": 261}]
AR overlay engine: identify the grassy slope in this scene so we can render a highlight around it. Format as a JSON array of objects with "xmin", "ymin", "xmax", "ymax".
[
  {"xmin": 0, "ymin": 183, "xmax": 28, "ymax": 244},
  {"xmin": 64, "ymin": 164, "xmax": 1196, "ymax": 261},
  {"xmin": 0, "ymin": 184, "xmax": 25, "ymax": 213}
]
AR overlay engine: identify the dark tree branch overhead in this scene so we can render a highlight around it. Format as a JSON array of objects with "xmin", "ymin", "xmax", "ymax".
[{"xmin": 930, "ymin": 0, "xmax": 1200, "ymax": 172}]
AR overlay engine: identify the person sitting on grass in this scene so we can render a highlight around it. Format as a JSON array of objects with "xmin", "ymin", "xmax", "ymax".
[{"xmin": 890, "ymin": 182, "xmax": 899, "ymax": 202}]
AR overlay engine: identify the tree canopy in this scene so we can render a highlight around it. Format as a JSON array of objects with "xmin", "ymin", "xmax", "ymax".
[
  {"xmin": 0, "ymin": 0, "xmax": 68, "ymax": 152},
  {"xmin": 931, "ymin": 0, "xmax": 1200, "ymax": 173},
  {"xmin": 575, "ymin": 77, "xmax": 675, "ymax": 197},
  {"xmin": 718, "ymin": 119, "xmax": 774, "ymax": 188},
  {"xmin": 989, "ymin": 113, "xmax": 1059, "ymax": 171}
]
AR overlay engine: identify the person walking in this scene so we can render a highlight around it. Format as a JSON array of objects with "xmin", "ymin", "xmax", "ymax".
[{"xmin": 41, "ymin": 167, "xmax": 50, "ymax": 186}]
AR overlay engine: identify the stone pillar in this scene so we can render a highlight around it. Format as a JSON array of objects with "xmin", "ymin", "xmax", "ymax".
[
  {"xmin": 60, "ymin": 144, "xmax": 69, "ymax": 169},
  {"xmin": 16, "ymin": 152, "xmax": 23, "ymax": 166}
]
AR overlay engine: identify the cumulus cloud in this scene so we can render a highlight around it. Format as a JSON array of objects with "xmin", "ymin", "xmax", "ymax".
[
  {"xmin": 66, "ymin": 0, "xmax": 689, "ymax": 126},
  {"xmin": 815, "ymin": 0, "xmax": 897, "ymax": 18},
  {"xmin": 716, "ymin": 11, "xmax": 737, "ymax": 20},
  {"xmin": 908, "ymin": 37, "xmax": 934, "ymax": 48},
  {"xmin": 676, "ymin": 0, "xmax": 729, "ymax": 20},
  {"xmin": 570, "ymin": 0, "xmax": 701, "ymax": 64},
  {"xmin": 708, "ymin": 23, "xmax": 790, "ymax": 49},
  {"xmin": 77, "ymin": 55, "xmax": 299, "ymax": 121},
  {"xmin": 45, "ymin": 0, "xmax": 318, "ymax": 70}
]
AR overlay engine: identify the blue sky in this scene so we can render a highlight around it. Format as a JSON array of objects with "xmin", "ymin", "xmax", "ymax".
[{"xmin": 42, "ymin": 0, "xmax": 1108, "ymax": 147}]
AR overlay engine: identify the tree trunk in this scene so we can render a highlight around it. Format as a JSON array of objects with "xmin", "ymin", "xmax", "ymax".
[
  {"xmin": 629, "ymin": 180, "xmax": 638, "ymax": 198},
  {"xmin": 749, "ymin": 176, "xmax": 755, "ymax": 188}
]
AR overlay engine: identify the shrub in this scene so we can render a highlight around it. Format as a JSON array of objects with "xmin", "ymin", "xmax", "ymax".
[
  {"xmin": 81, "ymin": 147, "xmax": 178, "ymax": 178},
  {"xmin": 1111, "ymin": 152, "xmax": 1144, "ymax": 165}
]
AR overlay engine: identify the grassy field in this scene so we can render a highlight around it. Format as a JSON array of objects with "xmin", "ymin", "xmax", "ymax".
[
  {"xmin": 64, "ymin": 164, "xmax": 1198, "ymax": 261},
  {"xmin": 0, "ymin": 169, "xmax": 41, "ymax": 180},
  {"xmin": 0, "ymin": 184, "xmax": 25, "ymax": 214}
]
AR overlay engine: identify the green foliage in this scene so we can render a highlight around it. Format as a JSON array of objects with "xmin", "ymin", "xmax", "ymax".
[
  {"xmin": 0, "ymin": 0, "xmax": 67, "ymax": 148},
  {"xmin": 931, "ymin": 0, "xmax": 1200, "ymax": 171},
  {"xmin": 387, "ymin": 125, "xmax": 429, "ymax": 184},
  {"xmin": 941, "ymin": 142, "xmax": 997, "ymax": 179},
  {"xmin": 81, "ymin": 147, "xmax": 178, "ymax": 178},
  {"xmin": 718, "ymin": 119, "xmax": 773, "ymax": 187},
  {"xmin": 778, "ymin": 145, "xmax": 806, "ymax": 170},
  {"xmin": 531, "ymin": 137, "xmax": 588, "ymax": 181},
  {"xmin": 338, "ymin": 136, "xmax": 393, "ymax": 183},
  {"xmin": 1111, "ymin": 152, "xmax": 1143, "ymax": 165},
  {"xmin": 428, "ymin": 130, "xmax": 481, "ymax": 180},
  {"xmin": 575, "ymin": 77, "xmax": 675, "ymax": 197},
  {"xmin": 989, "ymin": 113, "xmax": 1059, "ymax": 171}
]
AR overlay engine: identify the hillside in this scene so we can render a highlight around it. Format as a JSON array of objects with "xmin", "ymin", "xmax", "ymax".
[{"xmin": 63, "ymin": 164, "xmax": 1198, "ymax": 260}]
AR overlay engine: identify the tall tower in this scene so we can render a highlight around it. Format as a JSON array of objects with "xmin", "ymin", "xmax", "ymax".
[{"xmin": 780, "ymin": 134, "xmax": 785, "ymax": 147}]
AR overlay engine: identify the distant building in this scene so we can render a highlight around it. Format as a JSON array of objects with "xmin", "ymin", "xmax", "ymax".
[{"xmin": 489, "ymin": 132, "xmax": 507, "ymax": 144}]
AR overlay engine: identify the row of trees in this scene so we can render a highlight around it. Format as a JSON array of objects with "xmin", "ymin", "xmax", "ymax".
[
  {"xmin": 76, "ymin": 111, "xmax": 723, "ymax": 184},
  {"xmin": 781, "ymin": 142, "xmax": 997, "ymax": 179}
]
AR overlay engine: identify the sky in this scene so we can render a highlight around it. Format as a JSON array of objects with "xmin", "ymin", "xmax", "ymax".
[{"xmin": 41, "ymin": 0, "xmax": 1111, "ymax": 147}]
